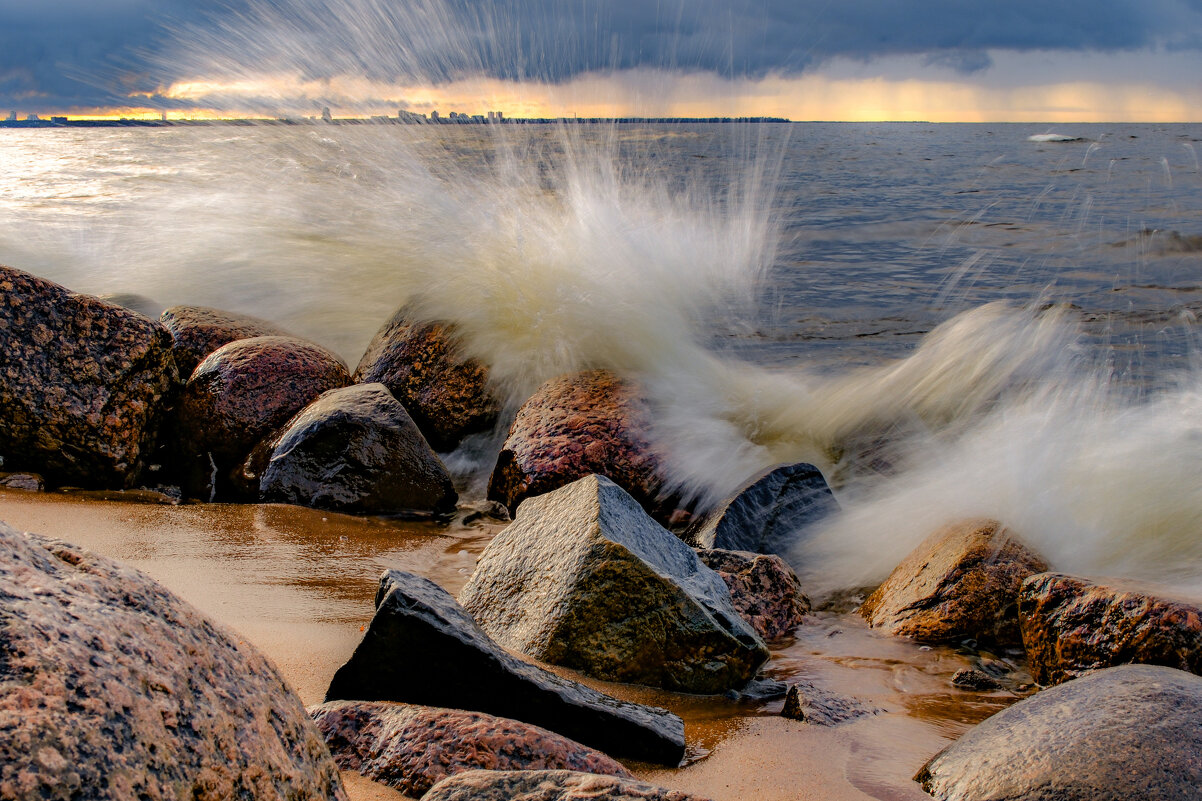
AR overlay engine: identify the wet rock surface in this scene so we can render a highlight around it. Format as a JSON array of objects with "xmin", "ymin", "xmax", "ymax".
[
  {"xmin": 0, "ymin": 520, "xmax": 346, "ymax": 801},
  {"xmin": 916, "ymin": 664, "xmax": 1202, "ymax": 801},
  {"xmin": 175, "ymin": 335, "xmax": 351, "ymax": 499},
  {"xmin": 353, "ymin": 310, "xmax": 499, "ymax": 452},
  {"xmin": 310, "ymin": 700, "xmax": 632, "ymax": 797},
  {"xmin": 460, "ymin": 475, "xmax": 768, "ymax": 693},
  {"xmin": 249, "ymin": 383, "xmax": 456, "ymax": 516},
  {"xmin": 696, "ymin": 548, "xmax": 809, "ymax": 641},
  {"xmin": 0, "ymin": 266, "xmax": 176, "ymax": 489},
  {"xmin": 0, "ymin": 472, "xmax": 44, "ymax": 491},
  {"xmin": 780, "ymin": 682, "xmax": 881, "ymax": 725},
  {"xmin": 1018, "ymin": 572, "xmax": 1202, "ymax": 686},
  {"xmin": 691, "ymin": 463, "xmax": 838, "ymax": 554},
  {"xmin": 950, "ymin": 668, "xmax": 1002, "ymax": 691},
  {"xmin": 325, "ymin": 569, "xmax": 686, "ymax": 766},
  {"xmin": 160, "ymin": 305, "xmax": 294, "ymax": 378},
  {"xmin": 488, "ymin": 369, "xmax": 680, "ymax": 523},
  {"xmin": 423, "ymin": 770, "xmax": 713, "ymax": 801},
  {"xmin": 860, "ymin": 519, "xmax": 1049, "ymax": 646}
]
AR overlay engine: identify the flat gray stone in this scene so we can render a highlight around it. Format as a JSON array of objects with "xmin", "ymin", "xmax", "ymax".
[{"xmin": 423, "ymin": 769, "xmax": 713, "ymax": 801}]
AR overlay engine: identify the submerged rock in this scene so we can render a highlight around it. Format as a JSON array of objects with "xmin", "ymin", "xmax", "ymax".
[
  {"xmin": 780, "ymin": 682, "xmax": 880, "ymax": 725},
  {"xmin": 160, "ymin": 305, "xmax": 295, "ymax": 378},
  {"xmin": 696, "ymin": 548, "xmax": 810, "ymax": 641},
  {"xmin": 950, "ymin": 668, "xmax": 1002, "ymax": 691},
  {"xmin": 860, "ymin": 519, "xmax": 1049, "ymax": 646},
  {"xmin": 249, "ymin": 383, "xmax": 456, "ymax": 516},
  {"xmin": 353, "ymin": 310, "xmax": 499, "ymax": 452},
  {"xmin": 0, "ymin": 265, "xmax": 176, "ymax": 489},
  {"xmin": 916, "ymin": 664, "xmax": 1202, "ymax": 801},
  {"xmin": 0, "ymin": 520, "xmax": 345, "ymax": 801},
  {"xmin": 691, "ymin": 462, "xmax": 838, "ymax": 554},
  {"xmin": 310, "ymin": 700, "xmax": 631, "ymax": 797},
  {"xmin": 461, "ymin": 475, "xmax": 768, "ymax": 693},
  {"xmin": 325, "ymin": 569, "xmax": 686, "ymax": 766},
  {"xmin": 175, "ymin": 335, "xmax": 350, "ymax": 500},
  {"xmin": 488, "ymin": 369, "xmax": 681, "ymax": 523},
  {"xmin": 96, "ymin": 292, "xmax": 165, "ymax": 320},
  {"xmin": 423, "ymin": 770, "xmax": 712, "ymax": 801},
  {"xmin": 1018, "ymin": 573, "xmax": 1202, "ymax": 686}
]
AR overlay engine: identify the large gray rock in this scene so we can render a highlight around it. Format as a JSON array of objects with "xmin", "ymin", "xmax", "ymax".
[
  {"xmin": 423, "ymin": 770, "xmax": 712, "ymax": 801},
  {"xmin": 916, "ymin": 664, "xmax": 1202, "ymax": 801},
  {"xmin": 325, "ymin": 569, "xmax": 686, "ymax": 766},
  {"xmin": 0, "ymin": 520, "xmax": 345, "ymax": 801},
  {"xmin": 459, "ymin": 475, "xmax": 768, "ymax": 693},
  {"xmin": 0, "ymin": 265, "xmax": 177, "ymax": 489},
  {"xmin": 691, "ymin": 462, "xmax": 838, "ymax": 554},
  {"xmin": 310, "ymin": 700, "xmax": 632, "ymax": 797},
  {"xmin": 248, "ymin": 383, "xmax": 457, "ymax": 516}
]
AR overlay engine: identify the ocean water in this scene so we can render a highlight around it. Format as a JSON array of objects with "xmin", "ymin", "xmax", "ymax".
[{"xmin": 3, "ymin": 121, "xmax": 1202, "ymax": 595}]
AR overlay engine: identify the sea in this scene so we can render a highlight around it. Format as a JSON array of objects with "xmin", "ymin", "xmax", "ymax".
[{"xmin": 3, "ymin": 121, "xmax": 1202, "ymax": 597}]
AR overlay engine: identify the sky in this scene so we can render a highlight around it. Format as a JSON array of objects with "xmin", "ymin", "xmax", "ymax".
[{"xmin": 3, "ymin": 0, "xmax": 1202, "ymax": 121}]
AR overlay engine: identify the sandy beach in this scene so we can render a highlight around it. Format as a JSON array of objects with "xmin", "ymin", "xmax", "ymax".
[{"xmin": 0, "ymin": 486, "xmax": 1023, "ymax": 801}]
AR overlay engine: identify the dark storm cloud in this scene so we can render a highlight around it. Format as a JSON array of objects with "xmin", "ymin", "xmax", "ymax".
[{"xmin": 3, "ymin": 0, "xmax": 1201, "ymax": 110}]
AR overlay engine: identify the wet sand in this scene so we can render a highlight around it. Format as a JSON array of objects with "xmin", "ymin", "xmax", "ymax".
[{"xmin": 0, "ymin": 488, "xmax": 1023, "ymax": 801}]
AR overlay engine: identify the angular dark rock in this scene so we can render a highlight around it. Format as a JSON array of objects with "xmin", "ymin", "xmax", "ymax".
[
  {"xmin": 460, "ymin": 475, "xmax": 768, "ymax": 693},
  {"xmin": 160, "ymin": 305, "xmax": 294, "ymax": 378},
  {"xmin": 0, "ymin": 520, "xmax": 345, "ymax": 801},
  {"xmin": 325, "ymin": 569, "xmax": 686, "ymax": 766},
  {"xmin": 0, "ymin": 472, "xmax": 44, "ymax": 491},
  {"xmin": 859, "ymin": 519, "xmax": 1049, "ymax": 646},
  {"xmin": 175, "ymin": 335, "xmax": 351, "ymax": 500},
  {"xmin": 1018, "ymin": 573, "xmax": 1202, "ymax": 686},
  {"xmin": 248, "ymin": 383, "xmax": 456, "ymax": 516},
  {"xmin": 423, "ymin": 770, "xmax": 713, "ymax": 801},
  {"xmin": 696, "ymin": 548, "xmax": 810, "ymax": 641},
  {"xmin": 487, "ymin": 369, "xmax": 682, "ymax": 524},
  {"xmin": 916, "ymin": 664, "xmax": 1202, "ymax": 801},
  {"xmin": 691, "ymin": 463, "xmax": 839, "ymax": 554},
  {"xmin": 780, "ymin": 682, "xmax": 880, "ymax": 725},
  {"xmin": 353, "ymin": 310, "xmax": 499, "ymax": 452},
  {"xmin": 0, "ymin": 265, "xmax": 177, "ymax": 489},
  {"xmin": 310, "ymin": 701, "xmax": 632, "ymax": 797},
  {"xmin": 950, "ymin": 668, "xmax": 1001, "ymax": 691}
]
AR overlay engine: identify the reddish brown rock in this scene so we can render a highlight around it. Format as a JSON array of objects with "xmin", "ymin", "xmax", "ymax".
[
  {"xmin": 175, "ymin": 336, "xmax": 350, "ymax": 500},
  {"xmin": 488, "ymin": 369, "xmax": 679, "ymax": 523},
  {"xmin": 0, "ymin": 265, "xmax": 177, "ymax": 489},
  {"xmin": 0, "ymin": 519, "xmax": 346, "ymax": 801},
  {"xmin": 310, "ymin": 701, "xmax": 632, "ymax": 797},
  {"xmin": 859, "ymin": 519, "xmax": 1049, "ymax": 646},
  {"xmin": 1018, "ymin": 572, "xmax": 1202, "ymax": 686},
  {"xmin": 423, "ymin": 770, "xmax": 712, "ymax": 801},
  {"xmin": 696, "ymin": 548, "xmax": 809, "ymax": 640},
  {"xmin": 160, "ymin": 305, "xmax": 294, "ymax": 379},
  {"xmin": 353, "ymin": 310, "xmax": 499, "ymax": 452}
]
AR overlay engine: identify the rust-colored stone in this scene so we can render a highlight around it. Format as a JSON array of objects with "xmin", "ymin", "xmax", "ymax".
[
  {"xmin": 1018, "ymin": 572, "xmax": 1202, "ymax": 686},
  {"xmin": 488, "ymin": 369, "xmax": 679, "ymax": 522},
  {"xmin": 310, "ymin": 701, "xmax": 632, "ymax": 797},
  {"xmin": 175, "ymin": 336, "xmax": 350, "ymax": 499},
  {"xmin": 160, "ymin": 305, "xmax": 294, "ymax": 379},
  {"xmin": 697, "ymin": 548, "xmax": 810, "ymax": 640},
  {"xmin": 353, "ymin": 310, "xmax": 499, "ymax": 452},
  {"xmin": 0, "ymin": 265, "xmax": 176, "ymax": 489},
  {"xmin": 859, "ymin": 519, "xmax": 1049, "ymax": 645}
]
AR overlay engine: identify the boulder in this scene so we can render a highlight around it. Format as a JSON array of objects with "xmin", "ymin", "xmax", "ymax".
[
  {"xmin": 160, "ymin": 305, "xmax": 294, "ymax": 378},
  {"xmin": 859, "ymin": 519, "xmax": 1049, "ymax": 646},
  {"xmin": 246, "ymin": 383, "xmax": 456, "ymax": 516},
  {"xmin": 1018, "ymin": 573, "xmax": 1202, "ymax": 686},
  {"xmin": 916, "ymin": 664, "xmax": 1202, "ymax": 801},
  {"xmin": 324, "ymin": 569, "xmax": 686, "ymax": 766},
  {"xmin": 696, "ymin": 548, "xmax": 809, "ymax": 640},
  {"xmin": 690, "ymin": 462, "xmax": 838, "ymax": 554},
  {"xmin": 460, "ymin": 475, "xmax": 768, "ymax": 693},
  {"xmin": 488, "ymin": 369, "xmax": 681, "ymax": 524},
  {"xmin": 175, "ymin": 335, "xmax": 350, "ymax": 500},
  {"xmin": 353, "ymin": 310, "xmax": 498, "ymax": 452},
  {"xmin": 310, "ymin": 701, "xmax": 632, "ymax": 797},
  {"xmin": 0, "ymin": 520, "xmax": 345, "ymax": 800},
  {"xmin": 423, "ymin": 770, "xmax": 712, "ymax": 801},
  {"xmin": 0, "ymin": 266, "xmax": 176, "ymax": 489}
]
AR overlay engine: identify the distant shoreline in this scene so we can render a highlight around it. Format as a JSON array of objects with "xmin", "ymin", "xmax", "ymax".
[{"xmin": 0, "ymin": 116, "xmax": 792, "ymax": 129}]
